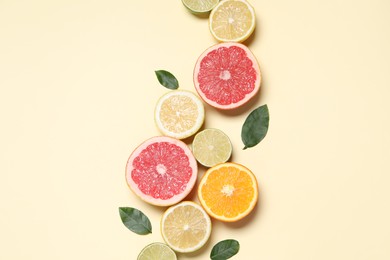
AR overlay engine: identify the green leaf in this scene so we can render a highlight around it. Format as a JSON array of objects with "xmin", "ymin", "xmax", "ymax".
[
  {"xmin": 241, "ymin": 104, "xmax": 270, "ymax": 150},
  {"xmin": 119, "ymin": 207, "xmax": 152, "ymax": 235},
  {"xmin": 210, "ymin": 239, "xmax": 240, "ymax": 260},
  {"xmin": 155, "ymin": 70, "xmax": 179, "ymax": 89}
]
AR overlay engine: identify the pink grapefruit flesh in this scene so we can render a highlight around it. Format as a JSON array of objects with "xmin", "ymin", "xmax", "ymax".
[
  {"xmin": 126, "ymin": 136, "xmax": 197, "ymax": 206},
  {"xmin": 194, "ymin": 42, "xmax": 261, "ymax": 110}
]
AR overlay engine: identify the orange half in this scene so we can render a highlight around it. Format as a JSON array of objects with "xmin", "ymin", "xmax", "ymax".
[{"xmin": 198, "ymin": 162, "xmax": 258, "ymax": 222}]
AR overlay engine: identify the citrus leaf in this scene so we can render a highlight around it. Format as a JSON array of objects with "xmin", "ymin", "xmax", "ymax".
[
  {"xmin": 119, "ymin": 207, "xmax": 152, "ymax": 235},
  {"xmin": 210, "ymin": 239, "xmax": 240, "ymax": 260},
  {"xmin": 241, "ymin": 104, "xmax": 269, "ymax": 150},
  {"xmin": 155, "ymin": 70, "xmax": 179, "ymax": 89}
]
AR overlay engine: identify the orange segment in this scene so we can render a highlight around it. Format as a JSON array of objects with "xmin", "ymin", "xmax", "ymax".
[{"xmin": 198, "ymin": 162, "xmax": 258, "ymax": 222}]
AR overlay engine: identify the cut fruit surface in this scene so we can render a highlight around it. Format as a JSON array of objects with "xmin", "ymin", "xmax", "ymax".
[
  {"xmin": 209, "ymin": 0, "xmax": 256, "ymax": 42},
  {"xmin": 137, "ymin": 242, "xmax": 177, "ymax": 260},
  {"xmin": 126, "ymin": 136, "xmax": 197, "ymax": 206},
  {"xmin": 161, "ymin": 201, "xmax": 212, "ymax": 253},
  {"xmin": 155, "ymin": 90, "xmax": 205, "ymax": 139},
  {"xmin": 182, "ymin": 0, "xmax": 219, "ymax": 14},
  {"xmin": 192, "ymin": 128, "xmax": 232, "ymax": 167},
  {"xmin": 194, "ymin": 42, "xmax": 261, "ymax": 110},
  {"xmin": 198, "ymin": 162, "xmax": 258, "ymax": 222}
]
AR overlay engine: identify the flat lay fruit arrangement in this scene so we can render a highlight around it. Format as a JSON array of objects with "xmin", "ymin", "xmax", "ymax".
[{"xmin": 120, "ymin": 1, "xmax": 270, "ymax": 259}]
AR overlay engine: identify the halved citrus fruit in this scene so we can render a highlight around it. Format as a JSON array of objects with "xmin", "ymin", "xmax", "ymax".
[
  {"xmin": 192, "ymin": 128, "xmax": 232, "ymax": 167},
  {"xmin": 161, "ymin": 201, "xmax": 212, "ymax": 253},
  {"xmin": 194, "ymin": 42, "xmax": 261, "ymax": 110},
  {"xmin": 198, "ymin": 162, "xmax": 258, "ymax": 222},
  {"xmin": 126, "ymin": 136, "xmax": 198, "ymax": 206},
  {"xmin": 182, "ymin": 0, "xmax": 219, "ymax": 14},
  {"xmin": 155, "ymin": 90, "xmax": 205, "ymax": 139},
  {"xmin": 209, "ymin": 0, "xmax": 256, "ymax": 42},
  {"xmin": 137, "ymin": 242, "xmax": 177, "ymax": 260}
]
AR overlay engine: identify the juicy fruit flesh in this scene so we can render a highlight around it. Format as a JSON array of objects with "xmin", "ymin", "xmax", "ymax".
[
  {"xmin": 211, "ymin": 0, "xmax": 254, "ymax": 41},
  {"xmin": 201, "ymin": 166, "xmax": 255, "ymax": 218},
  {"xmin": 197, "ymin": 45, "xmax": 257, "ymax": 106},
  {"xmin": 131, "ymin": 142, "xmax": 192, "ymax": 200},
  {"xmin": 199, "ymin": 163, "xmax": 258, "ymax": 221},
  {"xmin": 160, "ymin": 95, "xmax": 198, "ymax": 134}
]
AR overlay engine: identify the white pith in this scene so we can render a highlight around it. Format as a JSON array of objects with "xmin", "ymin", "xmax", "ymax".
[
  {"xmin": 221, "ymin": 184, "xmax": 234, "ymax": 196},
  {"xmin": 219, "ymin": 70, "xmax": 231, "ymax": 80},
  {"xmin": 156, "ymin": 164, "xmax": 167, "ymax": 175}
]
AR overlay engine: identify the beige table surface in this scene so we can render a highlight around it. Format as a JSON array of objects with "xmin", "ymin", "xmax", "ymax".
[{"xmin": 1, "ymin": 0, "xmax": 390, "ymax": 259}]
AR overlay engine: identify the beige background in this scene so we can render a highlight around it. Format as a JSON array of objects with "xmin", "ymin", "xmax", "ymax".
[{"xmin": 1, "ymin": 0, "xmax": 390, "ymax": 259}]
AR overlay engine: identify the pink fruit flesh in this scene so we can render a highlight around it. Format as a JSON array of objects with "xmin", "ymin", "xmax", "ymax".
[
  {"xmin": 126, "ymin": 136, "xmax": 197, "ymax": 206},
  {"xmin": 194, "ymin": 43, "xmax": 260, "ymax": 109},
  {"xmin": 131, "ymin": 142, "xmax": 192, "ymax": 200}
]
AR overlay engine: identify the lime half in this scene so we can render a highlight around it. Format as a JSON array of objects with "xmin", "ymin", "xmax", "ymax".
[
  {"xmin": 182, "ymin": 0, "xmax": 219, "ymax": 14},
  {"xmin": 192, "ymin": 128, "xmax": 232, "ymax": 167},
  {"xmin": 137, "ymin": 242, "xmax": 177, "ymax": 260}
]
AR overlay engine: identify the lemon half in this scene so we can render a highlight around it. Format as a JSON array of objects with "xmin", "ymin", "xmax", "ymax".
[
  {"xmin": 209, "ymin": 0, "xmax": 256, "ymax": 42},
  {"xmin": 154, "ymin": 90, "xmax": 205, "ymax": 139}
]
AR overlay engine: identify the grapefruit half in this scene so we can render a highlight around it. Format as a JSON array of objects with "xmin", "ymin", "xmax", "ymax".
[
  {"xmin": 193, "ymin": 42, "xmax": 261, "ymax": 110},
  {"xmin": 126, "ymin": 136, "xmax": 198, "ymax": 206}
]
